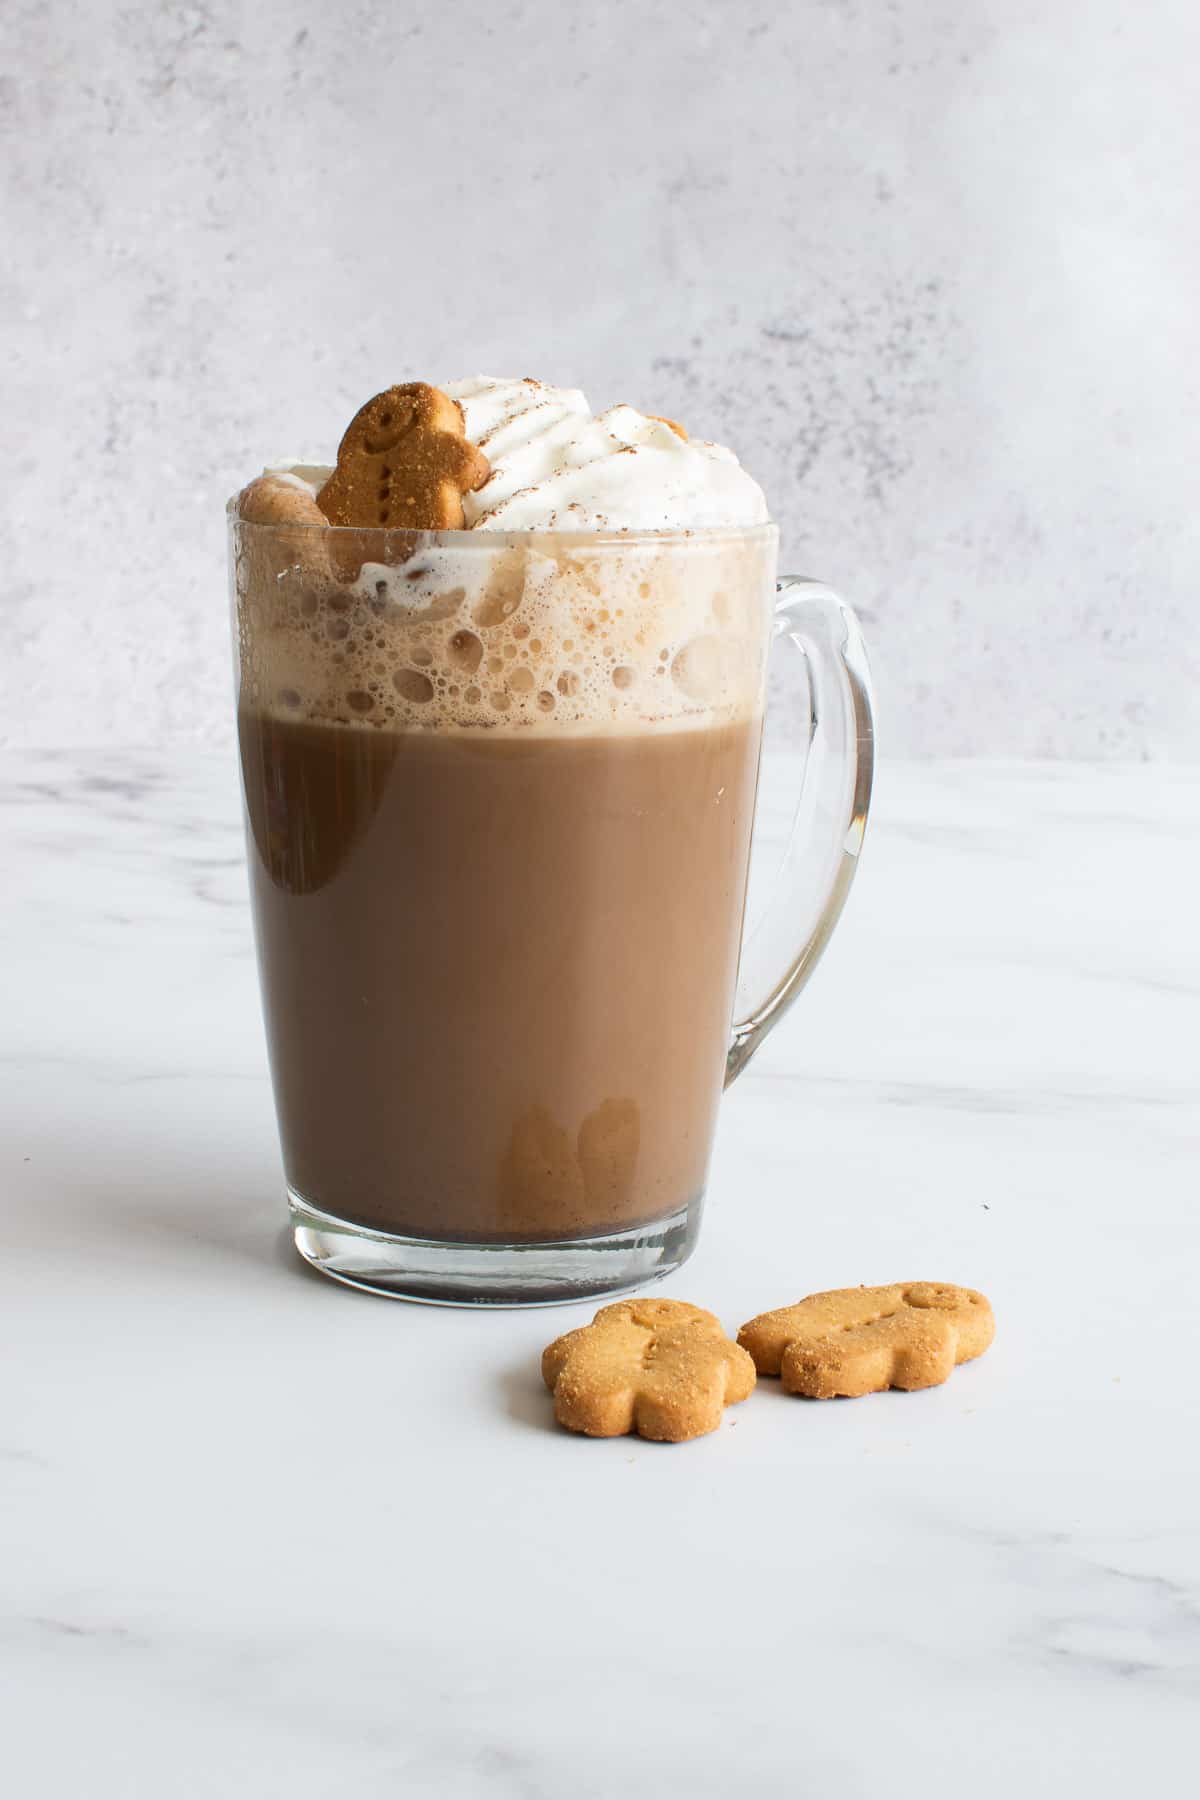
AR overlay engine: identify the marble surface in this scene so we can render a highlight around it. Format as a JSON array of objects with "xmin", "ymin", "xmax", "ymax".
[
  {"xmin": 3, "ymin": 746, "xmax": 1198, "ymax": 1795},
  {"xmin": 3, "ymin": 0, "xmax": 1198, "ymax": 758}
]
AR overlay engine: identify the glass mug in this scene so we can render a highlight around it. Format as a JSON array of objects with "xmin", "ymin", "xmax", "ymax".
[{"xmin": 230, "ymin": 513, "xmax": 873, "ymax": 1304}]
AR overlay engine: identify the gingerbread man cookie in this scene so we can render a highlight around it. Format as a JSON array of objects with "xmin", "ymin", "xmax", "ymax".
[
  {"xmin": 238, "ymin": 472, "xmax": 328, "ymax": 531},
  {"xmin": 236, "ymin": 472, "xmax": 329, "ymax": 582},
  {"xmin": 317, "ymin": 383, "xmax": 490, "ymax": 530},
  {"xmin": 542, "ymin": 1297, "xmax": 755, "ymax": 1442},
  {"xmin": 738, "ymin": 1283, "xmax": 994, "ymax": 1399}
]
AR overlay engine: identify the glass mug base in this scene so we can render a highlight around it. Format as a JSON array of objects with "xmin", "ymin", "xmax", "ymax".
[{"xmin": 288, "ymin": 1189, "xmax": 701, "ymax": 1307}]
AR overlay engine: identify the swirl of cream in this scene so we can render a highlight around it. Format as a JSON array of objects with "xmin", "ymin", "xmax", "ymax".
[{"xmin": 443, "ymin": 376, "xmax": 769, "ymax": 531}]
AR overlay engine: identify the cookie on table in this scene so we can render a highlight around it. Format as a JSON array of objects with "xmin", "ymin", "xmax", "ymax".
[
  {"xmin": 543, "ymin": 1297, "xmax": 755, "ymax": 1442},
  {"xmin": 738, "ymin": 1282, "xmax": 994, "ymax": 1399}
]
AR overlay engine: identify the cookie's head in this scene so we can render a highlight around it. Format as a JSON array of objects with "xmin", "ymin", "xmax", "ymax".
[{"xmin": 345, "ymin": 384, "xmax": 454, "ymax": 457}]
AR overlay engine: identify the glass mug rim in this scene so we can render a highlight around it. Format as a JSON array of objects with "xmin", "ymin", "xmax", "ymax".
[{"xmin": 226, "ymin": 504, "xmax": 779, "ymax": 554}]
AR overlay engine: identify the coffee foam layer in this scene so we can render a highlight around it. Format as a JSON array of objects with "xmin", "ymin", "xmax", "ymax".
[{"xmin": 233, "ymin": 528, "xmax": 773, "ymax": 735}]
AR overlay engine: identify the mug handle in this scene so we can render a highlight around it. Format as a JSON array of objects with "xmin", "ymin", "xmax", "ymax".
[{"xmin": 726, "ymin": 578, "xmax": 876, "ymax": 1086}]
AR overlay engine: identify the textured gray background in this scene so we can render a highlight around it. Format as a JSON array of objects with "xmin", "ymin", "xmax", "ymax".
[{"xmin": 3, "ymin": 0, "xmax": 1196, "ymax": 755}]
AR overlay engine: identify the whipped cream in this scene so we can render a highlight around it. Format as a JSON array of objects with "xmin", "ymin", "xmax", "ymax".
[
  {"xmin": 264, "ymin": 377, "xmax": 768, "ymax": 533},
  {"xmin": 444, "ymin": 376, "xmax": 769, "ymax": 531}
]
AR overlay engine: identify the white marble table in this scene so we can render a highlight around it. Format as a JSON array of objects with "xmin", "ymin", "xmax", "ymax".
[{"xmin": 3, "ymin": 748, "xmax": 1198, "ymax": 1796}]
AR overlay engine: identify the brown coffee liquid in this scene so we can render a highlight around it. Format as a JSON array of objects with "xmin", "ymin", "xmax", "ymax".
[{"xmin": 239, "ymin": 709, "xmax": 762, "ymax": 1242}]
